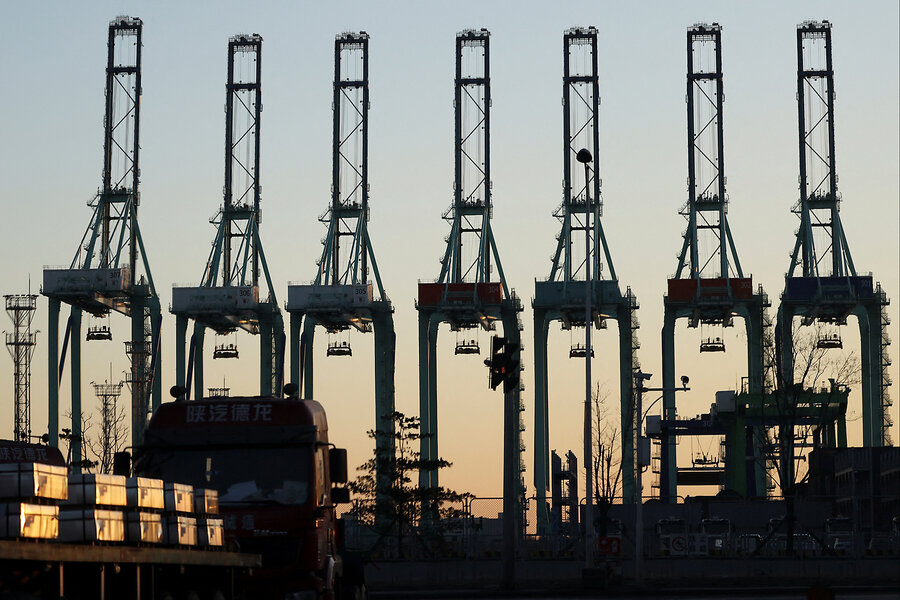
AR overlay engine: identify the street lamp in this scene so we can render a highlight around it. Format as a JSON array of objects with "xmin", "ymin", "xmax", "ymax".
[
  {"xmin": 576, "ymin": 148, "xmax": 594, "ymax": 568},
  {"xmin": 632, "ymin": 370, "xmax": 689, "ymax": 585}
]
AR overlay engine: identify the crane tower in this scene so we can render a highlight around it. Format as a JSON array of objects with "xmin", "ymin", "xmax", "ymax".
[
  {"xmin": 659, "ymin": 23, "xmax": 769, "ymax": 501},
  {"xmin": 416, "ymin": 30, "xmax": 525, "ymax": 518},
  {"xmin": 43, "ymin": 17, "xmax": 162, "ymax": 471},
  {"xmin": 778, "ymin": 21, "xmax": 891, "ymax": 454},
  {"xmin": 5, "ymin": 294, "xmax": 38, "ymax": 442},
  {"xmin": 532, "ymin": 27, "xmax": 640, "ymax": 533},
  {"xmin": 286, "ymin": 32, "xmax": 396, "ymax": 513},
  {"xmin": 172, "ymin": 34, "xmax": 284, "ymax": 400}
]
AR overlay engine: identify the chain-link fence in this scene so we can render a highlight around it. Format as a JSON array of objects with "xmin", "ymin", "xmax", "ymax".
[{"xmin": 338, "ymin": 494, "xmax": 900, "ymax": 561}]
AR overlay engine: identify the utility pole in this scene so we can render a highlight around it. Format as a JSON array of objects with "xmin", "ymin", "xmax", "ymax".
[
  {"xmin": 632, "ymin": 371, "xmax": 689, "ymax": 585},
  {"xmin": 577, "ymin": 148, "xmax": 594, "ymax": 568}
]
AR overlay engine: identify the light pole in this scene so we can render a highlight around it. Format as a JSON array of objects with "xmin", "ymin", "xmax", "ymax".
[
  {"xmin": 632, "ymin": 370, "xmax": 689, "ymax": 585},
  {"xmin": 576, "ymin": 148, "xmax": 594, "ymax": 568}
]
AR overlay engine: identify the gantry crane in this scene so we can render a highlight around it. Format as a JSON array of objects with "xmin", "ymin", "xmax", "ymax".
[
  {"xmin": 777, "ymin": 21, "xmax": 891, "ymax": 459},
  {"xmin": 286, "ymin": 32, "xmax": 396, "ymax": 512},
  {"xmin": 659, "ymin": 24, "xmax": 769, "ymax": 501},
  {"xmin": 43, "ymin": 17, "xmax": 161, "ymax": 471},
  {"xmin": 416, "ymin": 29, "xmax": 525, "ymax": 504},
  {"xmin": 532, "ymin": 27, "xmax": 640, "ymax": 533},
  {"xmin": 171, "ymin": 34, "xmax": 284, "ymax": 400}
]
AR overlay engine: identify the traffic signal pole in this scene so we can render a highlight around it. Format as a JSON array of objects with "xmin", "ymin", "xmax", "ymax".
[{"xmin": 486, "ymin": 334, "xmax": 521, "ymax": 589}]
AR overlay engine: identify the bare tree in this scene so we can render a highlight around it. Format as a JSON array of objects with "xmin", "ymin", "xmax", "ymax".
[
  {"xmin": 61, "ymin": 409, "xmax": 96, "ymax": 472},
  {"xmin": 592, "ymin": 383, "xmax": 622, "ymax": 503},
  {"xmin": 85, "ymin": 393, "xmax": 128, "ymax": 474},
  {"xmin": 760, "ymin": 320, "xmax": 860, "ymax": 494}
]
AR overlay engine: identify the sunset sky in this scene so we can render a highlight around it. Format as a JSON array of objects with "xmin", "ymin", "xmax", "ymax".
[{"xmin": 1, "ymin": 0, "xmax": 897, "ymax": 499}]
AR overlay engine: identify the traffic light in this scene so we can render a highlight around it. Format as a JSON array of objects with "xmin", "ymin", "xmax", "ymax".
[
  {"xmin": 502, "ymin": 341, "xmax": 520, "ymax": 393},
  {"xmin": 484, "ymin": 336, "xmax": 521, "ymax": 393},
  {"xmin": 484, "ymin": 336, "xmax": 507, "ymax": 390}
]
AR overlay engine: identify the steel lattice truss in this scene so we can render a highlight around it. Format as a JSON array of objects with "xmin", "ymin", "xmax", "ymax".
[
  {"xmin": 674, "ymin": 23, "xmax": 743, "ymax": 282},
  {"xmin": 436, "ymin": 29, "xmax": 509, "ymax": 295},
  {"xmin": 789, "ymin": 20, "xmax": 855, "ymax": 280},
  {"xmin": 313, "ymin": 32, "xmax": 386, "ymax": 300},
  {"xmin": 548, "ymin": 27, "xmax": 613, "ymax": 285},
  {"xmin": 69, "ymin": 17, "xmax": 154, "ymax": 293},
  {"xmin": 198, "ymin": 34, "xmax": 277, "ymax": 301}
]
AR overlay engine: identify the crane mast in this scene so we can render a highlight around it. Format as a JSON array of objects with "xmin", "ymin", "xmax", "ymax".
[{"xmin": 43, "ymin": 17, "xmax": 161, "ymax": 469}]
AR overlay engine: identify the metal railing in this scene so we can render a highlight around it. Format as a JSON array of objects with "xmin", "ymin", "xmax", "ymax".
[{"xmin": 338, "ymin": 494, "xmax": 900, "ymax": 561}]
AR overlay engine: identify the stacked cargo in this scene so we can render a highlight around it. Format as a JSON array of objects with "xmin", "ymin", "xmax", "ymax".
[
  {"xmin": 194, "ymin": 488, "xmax": 224, "ymax": 548},
  {"xmin": 126, "ymin": 477, "xmax": 165, "ymax": 543},
  {"xmin": 0, "ymin": 462, "xmax": 68, "ymax": 539},
  {"xmin": 165, "ymin": 482, "xmax": 197, "ymax": 546},
  {"xmin": 60, "ymin": 474, "xmax": 127, "ymax": 542}
]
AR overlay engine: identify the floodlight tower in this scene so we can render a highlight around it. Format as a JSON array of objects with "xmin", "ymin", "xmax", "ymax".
[
  {"xmin": 416, "ymin": 29, "xmax": 524, "ymax": 501},
  {"xmin": 532, "ymin": 27, "xmax": 640, "ymax": 533},
  {"xmin": 659, "ymin": 23, "xmax": 769, "ymax": 501},
  {"xmin": 171, "ymin": 34, "xmax": 284, "ymax": 400},
  {"xmin": 286, "ymin": 32, "xmax": 396, "ymax": 507},
  {"xmin": 778, "ymin": 21, "xmax": 891, "ymax": 450},
  {"xmin": 92, "ymin": 380, "xmax": 124, "ymax": 473},
  {"xmin": 5, "ymin": 294, "xmax": 38, "ymax": 442},
  {"xmin": 43, "ymin": 17, "xmax": 162, "ymax": 471}
]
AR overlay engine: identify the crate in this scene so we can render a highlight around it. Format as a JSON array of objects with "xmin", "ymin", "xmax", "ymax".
[
  {"xmin": 59, "ymin": 509, "xmax": 125, "ymax": 542},
  {"xmin": 127, "ymin": 477, "xmax": 164, "ymax": 510},
  {"xmin": 126, "ymin": 511, "xmax": 164, "ymax": 544},
  {"xmin": 2, "ymin": 503, "xmax": 58, "ymax": 539},
  {"xmin": 167, "ymin": 515, "xmax": 198, "ymax": 546},
  {"xmin": 66, "ymin": 474, "xmax": 127, "ymax": 507},
  {"xmin": 194, "ymin": 488, "xmax": 219, "ymax": 515},
  {"xmin": 0, "ymin": 463, "xmax": 68, "ymax": 501},
  {"xmin": 199, "ymin": 517, "xmax": 224, "ymax": 547},
  {"xmin": 165, "ymin": 483, "xmax": 194, "ymax": 513}
]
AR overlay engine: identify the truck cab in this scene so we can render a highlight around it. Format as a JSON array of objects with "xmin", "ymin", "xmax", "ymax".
[{"xmin": 135, "ymin": 394, "xmax": 353, "ymax": 599}]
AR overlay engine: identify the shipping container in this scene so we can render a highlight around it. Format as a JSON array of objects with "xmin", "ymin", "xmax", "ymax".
[
  {"xmin": 286, "ymin": 283, "xmax": 373, "ymax": 310},
  {"xmin": 417, "ymin": 282, "xmax": 502, "ymax": 306},
  {"xmin": 171, "ymin": 285, "xmax": 259, "ymax": 313}
]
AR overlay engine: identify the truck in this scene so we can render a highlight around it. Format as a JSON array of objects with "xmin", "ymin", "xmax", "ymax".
[{"xmin": 134, "ymin": 390, "xmax": 363, "ymax": 600}]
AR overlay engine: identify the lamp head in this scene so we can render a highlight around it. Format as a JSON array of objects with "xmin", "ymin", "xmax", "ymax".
[
  {"xmin": 576, "ymin": 148, "xmax": 592, "ymax": 164},
  {"xmin": 681, "ymin": 375, "xmax": 690, "ymax": 389}
]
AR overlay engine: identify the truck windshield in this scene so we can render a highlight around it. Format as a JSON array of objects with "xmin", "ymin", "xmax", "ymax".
[{"xmin": 139, "ymin": 446, "xmax": 312, "ymax": 505}]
